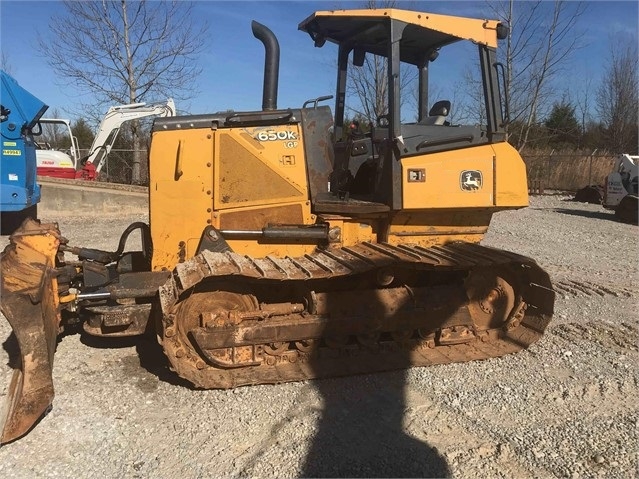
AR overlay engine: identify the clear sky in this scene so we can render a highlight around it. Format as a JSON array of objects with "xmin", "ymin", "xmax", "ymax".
[{"xmin": 1, "ymin": 0, "xmax": 637, "ymax": 123}]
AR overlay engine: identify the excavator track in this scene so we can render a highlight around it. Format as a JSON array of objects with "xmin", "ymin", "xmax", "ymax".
[{"xmin": 159, "ymin": 242, "xmax": 554, "ymax": 388}]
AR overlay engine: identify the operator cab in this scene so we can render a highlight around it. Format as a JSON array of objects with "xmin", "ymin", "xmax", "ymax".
[{"xmin": 299, "ymin": 9, "xmax": 508, "ymax": 210}]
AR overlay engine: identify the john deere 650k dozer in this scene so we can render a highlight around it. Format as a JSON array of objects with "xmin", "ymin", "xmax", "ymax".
[{"xmin": 1, "ymin": 8, "xmax": 553, "ymax": 443}]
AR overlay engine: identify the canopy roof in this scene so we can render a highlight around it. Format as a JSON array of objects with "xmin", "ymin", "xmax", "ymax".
[{"xmin": 299, "ymin": 9, "xmax": 501, "ymax": 65}]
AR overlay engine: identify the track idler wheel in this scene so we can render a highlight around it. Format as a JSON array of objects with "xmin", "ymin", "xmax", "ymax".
[{"xmin": 161, "ymin": 288, "xmax": 258, "ymax": 388}]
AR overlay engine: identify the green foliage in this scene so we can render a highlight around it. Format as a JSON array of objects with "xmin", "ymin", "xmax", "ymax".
[
  {"xmin": 507, "ymin": 120, "xmax": 547, "ymax": 151},
  {"xmin": 544, "ymin": 102, "xmax": 581, "ymax": 148},
  {"xmin": 580, "ymin": 121, "xmax": 606, "ymax": 151},
  {"xmin": 71, "ymin": 118, "xmax": 95, "ymax": 149}
]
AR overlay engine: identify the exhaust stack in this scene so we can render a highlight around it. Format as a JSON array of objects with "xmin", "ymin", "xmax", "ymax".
[{"xmin": 251, "ymin": 21, "xmax": 279, "ymax": 111}]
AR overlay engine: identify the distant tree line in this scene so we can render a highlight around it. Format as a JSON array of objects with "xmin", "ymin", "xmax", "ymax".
[{"xmin": 506, "ymin": 32, "xmax": 637, "ymax": 154}]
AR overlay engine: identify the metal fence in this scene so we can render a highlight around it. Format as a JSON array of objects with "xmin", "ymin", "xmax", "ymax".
[
  {"xmin": 79, "ymin": 148, "xmax": 150, "ymax": 185},
  {"xmin": 522, "ymin": 151, "xmax": 616, "ymax": 193}
]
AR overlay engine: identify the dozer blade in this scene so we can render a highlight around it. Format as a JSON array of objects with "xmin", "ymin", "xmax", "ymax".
[{"xmin": 1, "ymin": 219, "xmax": 62, "ymax": 444}]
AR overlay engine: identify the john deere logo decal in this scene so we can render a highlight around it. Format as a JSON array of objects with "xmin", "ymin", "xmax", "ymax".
[{"xmin": 460, "ymin": 170, "xmax": 482, "ymax": 191}]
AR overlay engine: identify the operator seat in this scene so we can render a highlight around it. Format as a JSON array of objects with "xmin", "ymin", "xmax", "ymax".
[{"xmin": 419, "ymin": 100, "xmax": 451, "ymax": 126}]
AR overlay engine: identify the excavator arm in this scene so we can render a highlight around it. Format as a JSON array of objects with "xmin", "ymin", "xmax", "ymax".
[{"xmin": 76, "ymin": 98, "xmax": 176, "ymax": 179}]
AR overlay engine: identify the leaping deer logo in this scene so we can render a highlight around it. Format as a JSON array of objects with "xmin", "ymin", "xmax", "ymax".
[{"xmin": 460, "ymin": 170, "xmax": 482, "ymax": 191}]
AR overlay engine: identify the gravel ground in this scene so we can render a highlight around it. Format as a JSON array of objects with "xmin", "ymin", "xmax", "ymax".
[{"xmin": 0, "ymin": 195, "xmax": 637, "ymax": 478}]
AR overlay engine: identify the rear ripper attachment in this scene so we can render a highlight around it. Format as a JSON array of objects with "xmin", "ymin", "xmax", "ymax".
[{"xmin": 158, "ymin": 242, "xmax": 555, "ymax": 389}]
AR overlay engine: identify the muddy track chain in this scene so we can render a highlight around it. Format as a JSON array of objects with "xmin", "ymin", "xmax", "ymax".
[{"xmin": 158, "ymin": 241, "xmax": 555, "ymax": 388}]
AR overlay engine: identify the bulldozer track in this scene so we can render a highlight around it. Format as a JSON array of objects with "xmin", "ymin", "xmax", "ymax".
[
  {"xmin": 161, "ymin": 242, "xmax": 544, "ymax": 303},
  {"xmin": 158, "ymin": 242, "xmax": 554, "ymax": 389}
]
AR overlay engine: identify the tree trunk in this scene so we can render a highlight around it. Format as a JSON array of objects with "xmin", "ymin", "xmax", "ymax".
[
  {"xmin": 131, "ymin": 120, "xmax": 141, "ymax": 184},
  {"xmin": 121, "ymin": 0, "xmax": 141, "ymax": 184}
]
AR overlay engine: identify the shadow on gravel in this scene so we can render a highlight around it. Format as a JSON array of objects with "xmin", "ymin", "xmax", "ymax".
[
  {"xmin": 553, "ymin": 208, "xmax": 616, "ymax": 222},
  {"xmin": 135, "ymin": 335, "xmax": 194, "ymax": 388},
  {"xmin": 79, "ymin": 331, "xmax": 193, "ymax": 388},
  {"xmin": 302, "ymin": 278, "xmax": 451, "ymax": 478},
  {"xmin": 303, "ymin": 371, "xmax": 451, "ymax": 478}
]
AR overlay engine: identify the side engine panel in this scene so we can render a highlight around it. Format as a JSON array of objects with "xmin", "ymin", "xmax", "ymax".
[
  {"xmin": 149, "ymin": 114, "xmax": 319, "ymax": 271},
  {"xmin": 149, "ymin": 126, "xmax": 215, "ymax": 271}
]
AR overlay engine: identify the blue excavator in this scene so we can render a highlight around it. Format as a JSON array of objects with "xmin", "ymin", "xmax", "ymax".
[{"xmin": 1, "ymin": 69, "xmax": 48, "ymax": 234}]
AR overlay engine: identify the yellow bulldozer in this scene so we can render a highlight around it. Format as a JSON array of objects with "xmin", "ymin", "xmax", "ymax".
[{"xmin": 1, "ymin": 8, "xmax": 554, "ymax": 444}]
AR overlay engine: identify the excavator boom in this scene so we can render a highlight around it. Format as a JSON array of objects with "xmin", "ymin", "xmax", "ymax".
[{"xmin": 86, "ymin": 99, "xmax": 176, "ymax": 175}]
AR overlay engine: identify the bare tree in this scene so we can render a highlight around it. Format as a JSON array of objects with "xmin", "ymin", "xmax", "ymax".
[
  {"xmin": 39, "ymin": 1, "xmax": 207, "ymax": 183},
  {"xmin": 349, "ymin": 52, "xmax": 389, "ymax": 122},
  {"xmin": 596, "ymin": 37, "xmax": 639, "ymax": 154},
  {"xmin": 485, "ymin": 1, "xmax": 587, "ymax": 151},
  {"xmin": 0, "ymin": 51, "xmax": 12, "ymax": 74},
  {"xmin": 345, "ymin": 0, "xmax": 418, "ymax": 124},
  {"xmin": 40, "ymin": 108, "xmax": 68, "ymax": 149},
  {"xmin": 575, "ymin": 77, "xmax": 594, "ymax": 148},
  {"xmin": 459, "ymin": 67, "xmax": 486, "ymax": 126}
]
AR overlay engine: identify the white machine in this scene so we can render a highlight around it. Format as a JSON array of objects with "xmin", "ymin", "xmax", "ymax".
[
  {"xmin": 603, "ymin": 154, "xmax": 638, "ymax": 224},
  {"xmin": 36, "ymin": 99, "xmax": 175, "ymax": 180},
  {"xmin": 36, "ymin": 118, "xmax": 81, "ymax": 178}
]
